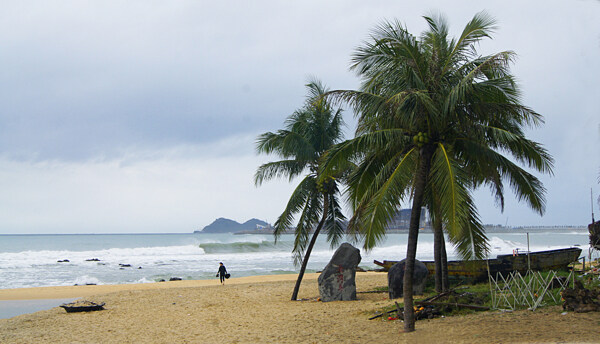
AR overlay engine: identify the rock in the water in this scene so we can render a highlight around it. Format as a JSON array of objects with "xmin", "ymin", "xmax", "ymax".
[
  {"xmin": 388, "ymin": 259, "xmax": 429, "ymax": 299},
  {"xmin": 318, "ymin": 243, "xmax": 361, "ymax": 302},
  {"xmin": 169, "ymin": 277, "xmax": 182, "ymax": 281}
]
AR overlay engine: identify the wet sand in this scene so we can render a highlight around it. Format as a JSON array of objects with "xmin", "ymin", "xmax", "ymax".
[{"xmin": 1, "ymin": 272, "xmax": 598, "ymax": 343}]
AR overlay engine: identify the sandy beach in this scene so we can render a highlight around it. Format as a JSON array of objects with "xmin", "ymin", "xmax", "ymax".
[{"xmin": 1, "ymin": 272, "xmax": 598, "ymax": 343}]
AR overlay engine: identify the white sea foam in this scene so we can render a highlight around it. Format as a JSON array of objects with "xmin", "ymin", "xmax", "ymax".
[
  {"xmin": 488, "ymin": 236, "xmax": 523, "ymax": 252},
  {"xmin": 0, "ymin": 245, "xmax": 205, "ymax": 269},
  {"xmin": 0, "ymin": 232, "xmax": 590, "ymax": 289},
  {"xmin": 134, "ymin": 277, "xmax": 156, "ymax": 284},
  {"xmin": 73, "ymin": 275, "xmax": 102, "ymax": 286}
]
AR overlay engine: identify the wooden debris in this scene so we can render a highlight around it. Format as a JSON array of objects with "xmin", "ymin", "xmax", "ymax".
[
  {"xmin": 368, "ymin": 309, "xmax": 397, "ymax": 320},
  {"xmin": 415, "ymin": 300, "xmax": 489, "ymax": 310},
  {"xmin": 395, "ymin": 302, "xmax": 403, "ymax": 320},
  {"xmin": 421, "ymin": 284, "xmax": 466, "ymax": 303},
  {"xmin": 368, "ymin": 282, "xmax": 487, "ymax": 321},
  {"xmin": 562, "ymin": 280, "xmax": 600, "ymax": 313}
]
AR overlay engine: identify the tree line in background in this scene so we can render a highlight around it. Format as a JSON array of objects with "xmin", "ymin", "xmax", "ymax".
[{"xmin": 255, "ymin": 11, "xmax": 553, "ymax": 333}]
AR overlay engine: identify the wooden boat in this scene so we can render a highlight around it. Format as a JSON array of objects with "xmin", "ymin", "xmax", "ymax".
[
  {"xmin": 60, "ymin": 301, "xmax": 105, "ymax": 313},
  {"xmin": 497, "ymin": 247, "xmax": 582, "ymax": 272},
  {"xmin": 374, "ymin": 247, "xmax": 582, "ymax": 280}
]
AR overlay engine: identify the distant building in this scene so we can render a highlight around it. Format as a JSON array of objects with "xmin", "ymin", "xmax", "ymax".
[{"xmin": 386, "ymin": 208, "xmax": 429, "ymax": 229}]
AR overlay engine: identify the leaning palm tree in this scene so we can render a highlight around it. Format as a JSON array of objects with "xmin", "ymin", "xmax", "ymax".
[
  {"xmin": 322, "ymin": 12, "xmax": 553, "ymax": 332},
  {"xmin": 255, "ymin": 79, "xmax": 346, "ymax": 301}
]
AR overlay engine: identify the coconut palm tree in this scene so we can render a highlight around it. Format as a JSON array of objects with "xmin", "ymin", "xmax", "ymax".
[
  {"xmin": 255, "ymin": 79, "xmax": 347, "ymax": 301},
  {"xmin": 322, "ymin": 12, "xmax": 553, "ymax": 331}
]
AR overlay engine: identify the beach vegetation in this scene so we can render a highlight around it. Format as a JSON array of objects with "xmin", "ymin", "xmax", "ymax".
[
  {"xmin": 370, "ymin": 271, "xmax": 584, "ymax": 322},
  {"xmin": 322, "ymin": 11, "xmax": 553, "ymax": 332},
  {"xmin": 255, "ymin": 78, "xmax": 347, "ymax": 301},
  {"xmin": 368, "ymin": 282, "xmax": 492, "ymax": 321}
]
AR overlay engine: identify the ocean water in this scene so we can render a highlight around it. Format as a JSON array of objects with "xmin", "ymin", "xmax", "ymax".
[
  {"xmin": 0, "ymin": 298, "xmax": 77, "ymax": 319},
  {"xmin": 0, "ymin": 230, "xmax": 590, "ymax": 290}
]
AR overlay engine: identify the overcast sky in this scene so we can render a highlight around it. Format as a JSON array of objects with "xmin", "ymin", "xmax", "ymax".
[{"xmin": 0, "ymin": 1, "xmax": 598, "ymax": 234}]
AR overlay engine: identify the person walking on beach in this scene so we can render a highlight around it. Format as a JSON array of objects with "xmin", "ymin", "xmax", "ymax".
[{"xmin": 216, "ymin": 262, "xmax": 227, "ymax": 285}]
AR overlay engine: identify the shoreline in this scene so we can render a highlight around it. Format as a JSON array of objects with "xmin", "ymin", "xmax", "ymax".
[
  {"xmin": 0, "ymin": 274, "xmax": 321, "ymax": 320},
  {"xmin": 0, "ymin": 298, "xmax": 78, "ymax": 320},
  {"xmin": 0, "ymin": 273, "xmax": 320, "ymax": 300}
]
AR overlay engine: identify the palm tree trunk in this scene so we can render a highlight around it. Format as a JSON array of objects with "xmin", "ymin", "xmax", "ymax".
[
  {"xmin": 441, "ymin": 233, "xmax": 449, "ymax": 291},
  {"xmin": 403, "ymin": 148, "xmax": 432, "ymax": 333},
  {"xmin": 291, "ymin": 193, "xmax": 329, "ymax": 301},
  {"xmin": 433, "ymin": 217, "xmax": 443, "ymax": 293}
]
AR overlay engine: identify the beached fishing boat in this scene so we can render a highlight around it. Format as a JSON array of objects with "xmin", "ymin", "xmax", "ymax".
[
  {"xmin": 60, "ymin": 300, "xmax": 105, "ymax": 313},
  {"xmin": 374, "ymin": 247, "xmax": 582, "ymax": 279}
]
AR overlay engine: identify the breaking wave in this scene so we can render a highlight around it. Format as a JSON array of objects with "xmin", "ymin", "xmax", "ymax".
[{"xmin": 199, "ymin": 240, "xmax": 286, "ymax": 254}]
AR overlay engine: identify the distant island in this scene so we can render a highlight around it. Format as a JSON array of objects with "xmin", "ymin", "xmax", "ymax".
[
  {"xmin": 194, "ymin": 216, "xmax": 588, "ymax": 235},
  {"xmin": 194, "ymin": 218, "xmax": 272, "ymax": 234}
]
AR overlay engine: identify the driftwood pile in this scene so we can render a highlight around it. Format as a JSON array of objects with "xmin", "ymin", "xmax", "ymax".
[
  {"xmin": 368, "ymin": 302, "xmax": 442, "ymax": 321},
  {"xmin": 401, "ymin": 303, "xmax": 441, "ymax": 320},
  {"xmin": 370, "ymin": 285, "xmax": 489, "ymax": 321},
  {"xmin": 562, "ymin": 280, "xmax": 600, "ymax": 313}
]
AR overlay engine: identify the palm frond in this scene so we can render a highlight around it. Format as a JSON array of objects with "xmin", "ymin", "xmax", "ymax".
[
  {"xmin": 272, "ymin": 175, "xmax": 316, "ymax": 241},
  {"xmin": 447, "ymin": 195, "xmax": 490, "ymax": 259},
  {"xmin": 444, "ymin": 10, "xmax": 497, "ymax": 71},
  {"xmin": 292, "ymin": 190, "xmax": 323, "ymax": 266},
  {"xmin": 254, "ymin": 160, "xmax": 307, "ymax": 186},
  {"xmin": 256, "ymin": 77, "xmax": 348, "ymax": 268},
  {"xmin": 255, "ymin": 128, "xmax": 315, "ymax": 162},
  {"xmin": 354, "ymin": 149, "xmax": 418, "ymax": 250},
  {"xmin": 429, "ymin": 144, "xmax": 466, "ymax": 236},
  {"xmin": 325, "ymin": 192, "xmax": 348, "ymax": 248}
]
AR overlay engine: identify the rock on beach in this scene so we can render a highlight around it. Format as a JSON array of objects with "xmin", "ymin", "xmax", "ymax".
[{"xmin": 318, "ymin": 243, "xmax": 361, "ymax": 302}]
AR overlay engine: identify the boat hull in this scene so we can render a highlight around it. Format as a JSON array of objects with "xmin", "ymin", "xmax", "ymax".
[
  {"xmin": 496, "ymin": 247, "xmax": 582, "ymax": 273},
  {"xmin": 375, "ymin": 247, "xmax": 582, "ymax": 279}
]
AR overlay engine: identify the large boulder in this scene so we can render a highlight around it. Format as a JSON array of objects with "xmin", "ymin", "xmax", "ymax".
[
  {"xmin": 318, "ymin": 243, "xmax": 361, "ymax": 302},
  {"xmin": 388, "ymin": 259, "xmax": 429, "ymax": 299}
]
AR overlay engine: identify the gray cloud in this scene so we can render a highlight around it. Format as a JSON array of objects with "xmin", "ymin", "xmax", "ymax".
[
  {"xmin": 0, "ymin": 0, "xmax": 598, "ymax": 232},
  {"xmin": 0, "ymin": 1, "xmax": 364, "ymax": 160}
]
